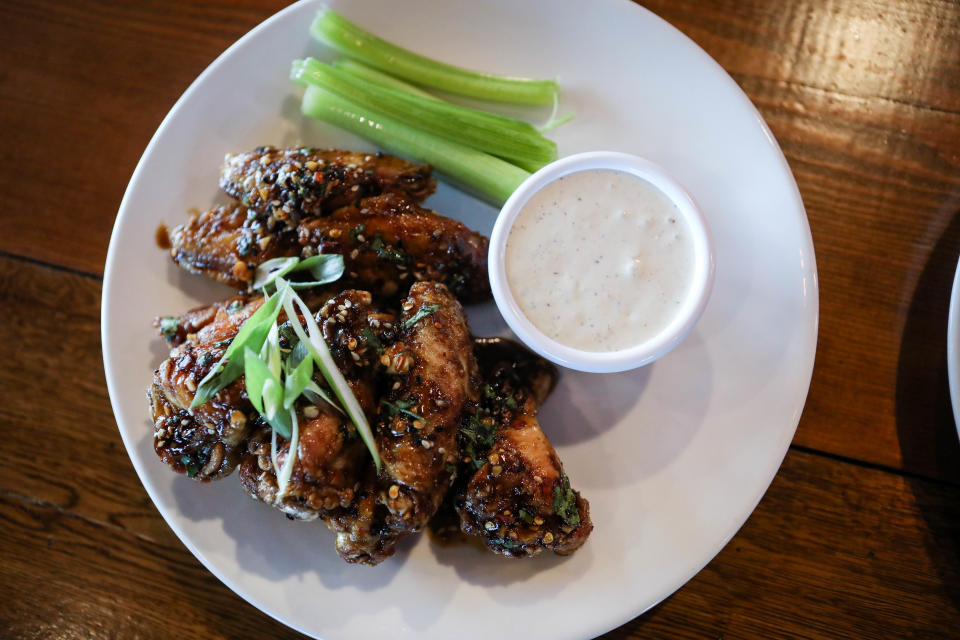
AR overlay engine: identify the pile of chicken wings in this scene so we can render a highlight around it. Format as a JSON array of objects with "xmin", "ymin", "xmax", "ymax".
[{"xmin": 149, "ymin": 147, "xmax": 591, "ymax": 565}]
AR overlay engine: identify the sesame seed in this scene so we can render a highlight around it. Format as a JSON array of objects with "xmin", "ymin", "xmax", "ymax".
[
  {"xmin": 344, "ymin": 299, "xmax": 352, "ymax": 308},
  {"xmin": 185, "ymin": 378, "xmax": 196, "ymax": 392},
  {"xmin": 484, "ymin": 521, "xmax": 498, "ymax": 531},
  {"xmin": 413, "ymin": 420, "xmax": 425, "ymax": 430},
  {"xmin": 402, "ymin": 300, "xmax": 414, "ymax": 311},
  {"xmin": 350, "ymin": 352, "xmax": 361, "ymax": 362},
  {"xmin": 491, "ymin": 465, "xmax": 503, "ymax": 476},
  {"xmin": 349, "ymin": 249, "xmax": 360, "ymax": 260},
  {"xmin": 488, "ymin": 453, "xmax": 500, "ymax": 465},
  {"xmin": 533, "ymin": 516, "xmax": 544, "ymax": 525},
  {"xmin": 347, "ymin": 338, "xmax": 358, "ymax": 350},
  {"xmin": 230, "ymin": 411, "xmax": 246, "ymax": 429},
  {"xmin": 422, "ymin": 439, "xmax": 433, "ymax": 449},
  {"xmin": 328, "ymin": 228, "xmax": 342, "ymax": 238},
  {"xmin": 388, "ymin": 484, "xmax": 400, "ymax": 499},
  {"xmin": 543, "ymin": 532, "xmax": 554, "ymax": 544},
  {"xmin": 303, "ymin": 405, "xmax": 319, "ymax": 418}
]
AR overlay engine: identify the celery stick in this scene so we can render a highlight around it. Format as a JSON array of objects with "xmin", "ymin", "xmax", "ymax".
[
  {"xmin": 301, "ymin": 85, "xmax": 529, "ymax": 205},
  {"xmin": 332, "ymin": 58, "xmax": 442, "ymax": 101},
  {"xmin": 293, "ymin": 58, "xmax": 556, "ymax": 168},
  {"xmin": 311, "ymin": 9, "xmax": 558, "ymax": 106}
]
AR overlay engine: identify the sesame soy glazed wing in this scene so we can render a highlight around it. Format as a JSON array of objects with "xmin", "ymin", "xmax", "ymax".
[
  {"xmin": 166, "ymin": 147, "xmax": 491, "ymax": 303},
  {"xmin": 454, "ymin": 338, "xmax": 592, "ymax": 557}
]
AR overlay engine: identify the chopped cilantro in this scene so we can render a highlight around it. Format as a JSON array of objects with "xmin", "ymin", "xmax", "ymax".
[
  {"xmin": 361, "ymin": 327, "xmax": 382, "ymax": 353},
  {"xmin": 459, "ymin": 414, "xmax": 497, "ymax": 469},
  {"xmin": 180, "ymin": 454, "xmax": 202, "ymax": 478},
  {"xmin": 159, "ymin": 317, "xmax": 179, "ymax": 342},
  {"xmin": 404, "ymin": 304, "xmax": 440, "ymax": 330},
  {"xmin": 370, "ymin": 233, "xmax": 407, "ymax": 264},
  {"xmin": 198, "ymin": 352, "xmax": 214, "ymax": 367},
  {"xmin": 517, "ymin": 509, "xmax": 535, "ymax": 525},
  {"xmin": 382, "ymin": 399, "xmax": 428, "ymax": 423},
  {"xmin": 553, "ymin": 471, "xmax": 580, "ymax": 527}
]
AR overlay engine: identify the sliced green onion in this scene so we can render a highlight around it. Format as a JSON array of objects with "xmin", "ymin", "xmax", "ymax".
[
  {"xmin": 253, "ymin": 254, "xmax": 345, "ymax": 292},
  {"xmin": 190, "ymin": 292, "xmax": 285, "ymax": 408},
  {"xmin": 332, "ymin": 58, "xmax": 442, "ymax": 101},
  {"xmin": 253, "ymin": 257, "xmax": 299, "ymax": 291},
  {"xmin": 293, "ymin": 59, "xmax": 556, "ymax": 168},
  {"xmin": 283, "ymin": 354, "xmax": 315, "ymax": 410},
  {"xmin": 297, "ymin": 254, "xmax": 345, "ymax": 283},
  {"xmin": 275, "ymin": 408, "xmax": 300, "ymax": 496},
  {"xmin": 303, "ymin": 380, "xmax": 344, "ymax": 415},
  {"xmin": 301, "ymin": 85, "xmax": 529, "ymax": 206},
  {"xmin": 277, "ymin": 278, "xmax": 381, "ymax": 471},
  {"xmin": 310, "ymin": 9, "xmax": 558, "ymax": 105},
  {"xmin": 243, "ymin": 346, "xmax": 292, "ymax": 438}
]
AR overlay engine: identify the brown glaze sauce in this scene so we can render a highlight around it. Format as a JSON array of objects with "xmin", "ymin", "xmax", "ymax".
[{"xmin": 155, "ymin": 224, "xmax": 171, "ymax": 249}]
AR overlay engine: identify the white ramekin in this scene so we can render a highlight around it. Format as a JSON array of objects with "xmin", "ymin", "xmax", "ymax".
[{"xmin": 489, "ymin": 151, "xmax": 715, "ymax": 373}]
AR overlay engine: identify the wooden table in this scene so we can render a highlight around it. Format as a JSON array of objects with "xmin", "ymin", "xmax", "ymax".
[{"xmin": 2, "ymin": 1, "xmax": 958, "ymax": 637}]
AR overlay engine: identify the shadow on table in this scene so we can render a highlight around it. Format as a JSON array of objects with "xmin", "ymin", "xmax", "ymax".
[{"xmin": 894, "ymin": 204, "xmax": 960, "ymax": 611}]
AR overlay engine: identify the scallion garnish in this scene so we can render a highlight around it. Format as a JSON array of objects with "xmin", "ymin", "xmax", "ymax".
[
  {"xmin": 277, "ymin": 279, "xmax": 381, "ymax": 471},
  {"xmin": 190, "ymin": 291, "xmax": 286, "ymax": 408},
  {"xmin": 253, "ymin": 254, "xmax": 345, "ymax": 292}
]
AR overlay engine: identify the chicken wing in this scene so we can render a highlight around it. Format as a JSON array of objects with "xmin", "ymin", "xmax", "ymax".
[
  {"xmin": 332, "ymin": 282, "xmax": 476, "ymax": 564},
  {"xmin": 168, "ymin": 204, "xmax": 300, "ymax": 288},
  {"xmin": 455, "ymin": 338, "xmax": 592, "ymax": 557},
  {"xmin": 238, "ymin": 290, "xmax": 396, "ymax": 520},
  {"xmin": 148, "ymin": 297, "xmax": 266, "ymax": 480},
  {"xmin": 298, "ymin": 194, "xmax": 490, "ymax": 303},
  {"xmin": 220, "ymin": 146, "xmax": 435, "ymax": 226},
  {"xmin": 167, "ymin": 193, "xmax": 489, "ymax": 302}
]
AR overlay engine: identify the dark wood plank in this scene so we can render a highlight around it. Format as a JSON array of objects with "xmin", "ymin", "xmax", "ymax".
[
  {"xmin": 643, "ymin": 0, "xmax": 960, "ymax": 480},
  {"xmin": 1, "ymin": 439, "xmax": 956, "ymax": 638},
  {"xmin": 602, "ymin": 448, "xmax": 960, "ymax": 640},
  {"xmin": 2, "ymin": 0, "xmax": 960, "ymax": 479},
  {"xmin": 2, "ymin": 0, "xmax": 960, "ymax": 637},
  {"xmin": 0, "ymin": 256, "xmax": 174, "ymax": 543},
  {"xmin": 0, "ymin": 0, "xmax": 277, "ymax": 275},
  {"xmin": 0, "ymin": 491, "xmax": 303, "ymax": 639}
]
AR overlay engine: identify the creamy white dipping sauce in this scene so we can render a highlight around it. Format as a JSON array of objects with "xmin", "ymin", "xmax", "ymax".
[{"xmin": 505, "ymin": 168, "xmax": 695, "ymax": 352}]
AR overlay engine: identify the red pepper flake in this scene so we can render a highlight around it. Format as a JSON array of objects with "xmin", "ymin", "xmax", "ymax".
[{"xmin": 313, "ymin": 171, "xmax": 323, "ymax": 184}]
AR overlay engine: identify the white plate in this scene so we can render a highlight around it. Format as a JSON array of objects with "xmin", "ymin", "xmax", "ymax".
[
  {"xmin": 101, "ymin": 1, "xmax": 818, "ymax": 639},
  {"xmin": 948, "ymin": 259, "xmax": 960, "ymax": 432}
]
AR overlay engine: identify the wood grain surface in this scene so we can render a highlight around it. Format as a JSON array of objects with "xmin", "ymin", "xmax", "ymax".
[{"xmin": 1, "ymin": 0, "xmax": 959, "ymax": 638}]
